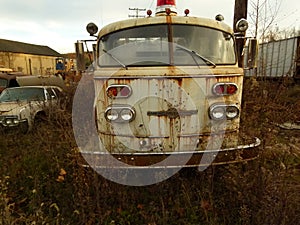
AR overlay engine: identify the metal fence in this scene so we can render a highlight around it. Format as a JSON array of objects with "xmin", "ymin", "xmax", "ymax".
[{"xmin": 244, "ymin": 36, "xmax": 299, "ymax": 78}]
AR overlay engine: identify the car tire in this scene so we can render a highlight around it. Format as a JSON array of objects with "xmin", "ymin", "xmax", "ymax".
[{"xmin": 19, "ymin": 122, "xmax": 29, "ymax": 134}]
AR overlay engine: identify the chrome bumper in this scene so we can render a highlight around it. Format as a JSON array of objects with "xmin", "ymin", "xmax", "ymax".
[{"xmin": 80, "ymin": 137, "xmax": 261, "ymax": 169}]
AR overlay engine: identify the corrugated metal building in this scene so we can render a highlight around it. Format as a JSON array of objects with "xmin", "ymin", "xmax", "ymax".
[{"xmin": 0, "ymin": 39, "xmax": 61, "ymax": 75}]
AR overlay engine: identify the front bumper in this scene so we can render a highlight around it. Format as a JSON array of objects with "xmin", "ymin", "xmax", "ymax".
[
  {"xmin": 0, "ymin": 116, "xmax": 28, "ymax": 134},
  {"xmin": 80, "ymin": 137, "xmax": 261, "ymax": 169},
  {"xmin": 0, "ymin": 115, "xmax": 27, "ymax": 127}
]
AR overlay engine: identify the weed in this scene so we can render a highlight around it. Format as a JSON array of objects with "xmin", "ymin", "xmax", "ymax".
[{"xmin": 0, "ymin": 80, "xmax": 299, "ymax": 224}]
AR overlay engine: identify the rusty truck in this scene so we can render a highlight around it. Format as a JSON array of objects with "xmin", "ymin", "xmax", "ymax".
[{"xmin": 73, "ymin": 0, "xmax": 260, "ymax": 169}]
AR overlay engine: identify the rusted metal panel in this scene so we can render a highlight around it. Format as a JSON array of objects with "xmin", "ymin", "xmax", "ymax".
[{"xmin": 94, "ymin": 69, "xmax": 243, "ymax": 155}]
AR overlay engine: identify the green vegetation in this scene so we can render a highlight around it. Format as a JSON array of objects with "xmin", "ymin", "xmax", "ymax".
[{"xmin": 1, "ymin": 80, "xmax": 299, "ymax": 225}]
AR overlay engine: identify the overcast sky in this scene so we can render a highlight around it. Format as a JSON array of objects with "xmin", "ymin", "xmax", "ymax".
[{"xmin": 1, "ymin": 0, "xmax": 299, "ymax": 53}]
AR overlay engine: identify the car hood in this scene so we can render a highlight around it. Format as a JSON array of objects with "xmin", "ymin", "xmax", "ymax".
[{"xmin": 0, "ymin": 102, "xmax": 28, "ymax": 114}]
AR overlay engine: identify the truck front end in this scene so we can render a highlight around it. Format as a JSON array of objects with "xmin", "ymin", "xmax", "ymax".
[{"xmin": 73, "ymin": 0, "xmax": 260, "ymax": 171}]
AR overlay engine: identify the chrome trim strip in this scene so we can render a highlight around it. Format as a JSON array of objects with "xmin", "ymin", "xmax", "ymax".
[{"xmin": 97, "ymin": 130, "xmax": 235, "ymax": 138}]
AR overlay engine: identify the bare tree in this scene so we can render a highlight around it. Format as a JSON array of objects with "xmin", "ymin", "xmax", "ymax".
[
  {"xmin": 248, "ymin": 0, "xmax": 282, "ymax": 41},
  {"xmin": 276, "ymin": 27, "xmax": 300, "ymax": 39}
]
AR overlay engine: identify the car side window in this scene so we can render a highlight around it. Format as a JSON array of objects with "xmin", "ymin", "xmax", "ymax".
[
  {"xmin": 52, "ymin": 88, "xmax": 63, "ymax": 98},
  {"xmin": 46, "ymin": 88, "xmax": 57, "ymax": 100}
]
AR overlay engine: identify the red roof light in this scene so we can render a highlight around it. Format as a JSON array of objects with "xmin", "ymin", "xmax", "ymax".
[
  {"xmin": 147, "ymin": 9, "xmax": 152, "ymax": 16},
  {"xmin": 156, "ymin": 0, "xmax": 177, "ymax": 15},
  {"xmin": 184, "ymin": 9, "xmax": 190, "ymax": 16},
  {"xmin": 157, "ymin": 0, "xmax": 176, "ymax": 6}
]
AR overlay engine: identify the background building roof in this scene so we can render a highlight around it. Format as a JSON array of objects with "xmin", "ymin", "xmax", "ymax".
[{"xmin": 0, "ymin": 39, "xmax": 61, "ymax": 57}]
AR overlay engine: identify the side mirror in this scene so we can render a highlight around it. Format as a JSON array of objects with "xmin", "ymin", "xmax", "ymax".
[
  {"xmin": 86, "ymin": 23, "xmax": 98, "ymax": 37},
  {"xmin": 247, "ymin": 38, "xmax": 258, "ymax": 69},
  {"xmin": 75, "ymin": 42, "xmax": 86, "ymax": 72},
  {"xmin": 92, "ymin": 44, "xmax": 97, "ymax": 62},
  {"xmin": 236, "ymin": 19, "xmax": 249, "ymax": 33}
]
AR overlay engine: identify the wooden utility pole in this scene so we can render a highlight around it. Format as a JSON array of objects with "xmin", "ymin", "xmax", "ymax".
[{"xmin": 233, "ymin": 0, "xmax": 248, "ymax": 67}]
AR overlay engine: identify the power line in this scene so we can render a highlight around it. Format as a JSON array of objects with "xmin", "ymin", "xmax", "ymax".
[{"xmin": 148, "ymin": 0, "xmax": 155, "ymax": 9}]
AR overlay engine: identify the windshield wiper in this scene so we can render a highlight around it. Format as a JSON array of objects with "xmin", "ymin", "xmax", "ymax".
[
  {"xmin": 176, "ymin": 45, "xmax": 216, "ymax": 68},
  {"xmin": 102, "ymin": 49, "xmax": 127, "ymax": 69}
]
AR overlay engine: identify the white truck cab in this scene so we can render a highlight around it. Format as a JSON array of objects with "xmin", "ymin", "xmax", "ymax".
[{"xmin": 74, "ymin": 0, "xmax": 260, "ymax": 169}]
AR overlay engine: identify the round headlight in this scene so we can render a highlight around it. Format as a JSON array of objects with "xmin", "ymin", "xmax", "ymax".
[
  {"xmin": 120, "ymin": 108, "xmax": 134, "ymax": 121},
  {"xmin": 5, "ymin": 119, "xmax": 13, "ymax": 125},
  {"xmin": 13, "ymin": 119, "xmax": 20, "ymax": 124},
  {"xmin": 105, "ymin": 109, "xmax": 119, "ymax": 121},
  {"xmin": 236, "ymin": 18, "xmax": 249, "ymax": 32},
  {"xmin": 210, "ymin": 106, "xmax": 226, "ymax": 120},
  {"xmin": 226, "ymin": 106, "xmax": 239, "ymax": 119},
  {"xmin": 86, "ymin": 22, "xmax": 98, "ymax": 36}
]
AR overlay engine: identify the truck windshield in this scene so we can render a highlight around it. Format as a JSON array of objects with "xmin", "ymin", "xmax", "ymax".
[{"xmin": 98, "ymin": 24, "xmax": 236, "ymax": 67}]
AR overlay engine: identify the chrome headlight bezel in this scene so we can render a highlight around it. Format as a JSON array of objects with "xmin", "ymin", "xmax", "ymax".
[
  {"xmin": 105, "ymin": 108, "xmax": 119, "ymax": 121},
  {"xmin": 225, "ymin": 106, "xmax": 240, "ymax": 120},
  {"xmin": 209, "ymin": 104, "xmax": 239, "ymax": 121},
  {"xmin": 0, "ymin": 115, "xmax": 21, "ymax": 126},
  {"xmin": 104, "ymin": 105, "xmax": 135, "ymax": 123}
]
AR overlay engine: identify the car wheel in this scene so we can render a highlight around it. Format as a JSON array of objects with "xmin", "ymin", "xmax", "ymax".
[
  {"xmin": 19, "ymin": 121, "xmax": 29, "ymax": 134},
  {"xmin": 33, "ymin": 111, "xmax": 48, "ymax": 130}
]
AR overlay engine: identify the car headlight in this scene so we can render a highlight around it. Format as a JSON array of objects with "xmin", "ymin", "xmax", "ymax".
[
  {"xmin": 209, "ymin": 104, "xmax": 239, "ymax": 120},
  {"xmin": 105, "ymin": 105, "xmax": 135, "ymax": 123},
  {"xmin": 2, "ymin": 116, "xmax": 20, "ymax": 126},
  {"xmin": 5, "ymin": 119, "xmax": 13, "ymax": 125}
]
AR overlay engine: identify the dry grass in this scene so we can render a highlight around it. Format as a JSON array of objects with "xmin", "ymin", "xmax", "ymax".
[{"xmin": 0, "ymin": 79, "xmax": 299, "ymax": 225}]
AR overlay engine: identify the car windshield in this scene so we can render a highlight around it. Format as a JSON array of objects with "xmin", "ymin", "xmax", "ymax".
[
  {"xmin": 0, "ymin": 78, "xmax": 8, "ymax": 88},
  {"xmin": 98, "ymin": 24, "xmax": 236, "ymax": 67},
  {"xmin": 0, "ymin": 87, "xmax": 45, "ymax": 102}
]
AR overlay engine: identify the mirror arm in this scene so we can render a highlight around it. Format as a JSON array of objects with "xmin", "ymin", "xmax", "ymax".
[{"xmin": 235, "ymin": 35, "xmax": 255, "ymax": 39}]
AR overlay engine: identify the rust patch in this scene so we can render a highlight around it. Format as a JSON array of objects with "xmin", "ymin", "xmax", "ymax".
[{"xmin": 147, "ymin": 108, "xmax": 198, "ymax": 119}]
